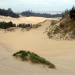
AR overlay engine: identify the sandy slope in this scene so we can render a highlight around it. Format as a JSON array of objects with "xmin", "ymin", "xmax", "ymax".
[
  {"xmin": 0, "ymin": 17, "xmax": 75, "ymax": 75},
  {"xmin": 0, "ymin": 16, "xmax": 59, "ymax": 25},
  {"xmin": 0, "ymin": 16, "xmax": 50, "ymax": 25}
]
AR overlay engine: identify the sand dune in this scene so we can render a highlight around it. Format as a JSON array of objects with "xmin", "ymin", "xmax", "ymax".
[
  {"xmin": 0, "ymin": 16, "xmax": 49, "ymax": 25},
  {"xmin": 0, "ymin": 16, "xmax": 59, "ymax": 25},
  {"xmin": 0, "ymin": 17, "xmax": 75, "ymax": 75}
]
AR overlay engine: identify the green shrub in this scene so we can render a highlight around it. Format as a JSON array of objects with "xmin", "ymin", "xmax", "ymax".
[
  {"xmin": 17, "ymin": 24, "xmax": 32, "ymax": 28},
  {"xmin": 13, "ymin": 50, "xmax": 28, "ymax": 60},
  {"xmin": 0, "ymin": 21, "xmax": 16, "ymax": 29},
  {"xmin": 13, "ymin": 50, "xmax": 55, "ymax": 69}
]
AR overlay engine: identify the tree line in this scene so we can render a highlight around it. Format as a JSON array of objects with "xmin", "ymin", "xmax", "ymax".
[
  {"xmin": 70, "ymin": 6, "xmax": 75, "ymax": 19},
  {"xmin": 62, "ymin": 6, "xmax": 75, "ymax": 19},
  {"xmin": 0, "ymin": 7, "xmax": 75, "ymax": 19},
  {"xmin": 0, "ymin": 8, "xmax": 19, "ymax": 18},
  {"xmin": 0, "ymin": 8, "xmax": 62, "ymax": 18},
  {"xmin": 21, "ymin": 10, "xmax": 62, "ymax": 18}
]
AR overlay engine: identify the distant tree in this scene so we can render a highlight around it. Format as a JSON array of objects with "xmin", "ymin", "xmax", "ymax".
[
  {"xmin": 70, "ymin": 6, "xmax": 75, "ymax": 19},
  {"xmin": 0, "ymin": 8, "xmax": 19, "ymax": 18},
  {"xmin": 62, "ymin": 9, "xmax": 69, "ymax": 18},
  {"xmin": 21, "ymin": 10, "xmax": 62, "ymax": 18},
  {"xmin": 7, "ymin": 8, "xmax": 13, "ymax": 13}
]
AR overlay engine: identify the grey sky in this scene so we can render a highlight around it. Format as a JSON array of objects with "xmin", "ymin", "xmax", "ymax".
[{"xmin": 0, "ymin": 0, "xmax": 75, "ymax": 13}]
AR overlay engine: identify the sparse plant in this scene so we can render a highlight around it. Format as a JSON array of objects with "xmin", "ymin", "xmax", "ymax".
[
  {"xmin": 17, "ymin": 24, "xmax": 32, "ymax": 28},
  {"xmin": 13, "ymin": 50, "xmax": 55, "ymax": 69},
  {"xmin": 32, "ymin": 24, "xmax": 41, "ymax": 28}
]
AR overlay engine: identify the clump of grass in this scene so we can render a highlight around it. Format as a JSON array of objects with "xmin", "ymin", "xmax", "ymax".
[
  {"xmin": 17, "ymin": 24, "xmax": 32, "ymax": 28},
  {"xmin": 51, "ymin": 20, "xmax": 58, "ymax": 25},
  {"xmin": 47, "ymin": 16, "xmax": 75, "ymax": 40},
  {"xmin": 13, "ymin": 50, "xmax": 55, "ymax": 69},
  {"xmin": 32, "ymin": 24, "xmax": 41, "ymax": 28}
]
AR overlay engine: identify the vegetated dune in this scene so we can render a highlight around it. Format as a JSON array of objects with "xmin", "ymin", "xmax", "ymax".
[
  {"xmin": 0, "ymin": 16, "xmax": 75, "ymax": 75},
  {"xmin": 37, "ymin": 19, "xmax": 58, "ymax": 31},
  {"xmin": 47, "ymin": 15, "xmax": 75, "ymax": 40}
]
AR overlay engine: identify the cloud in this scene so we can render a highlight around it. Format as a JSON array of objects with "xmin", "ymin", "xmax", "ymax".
[{"xmin": 0, "ymin": 0, "xmax": 74, "ymax": 12}]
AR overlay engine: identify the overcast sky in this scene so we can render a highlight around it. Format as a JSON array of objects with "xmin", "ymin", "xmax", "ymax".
[{"xmin": 0, "ymin": 0, "xmax": 75, "ymax": 13}]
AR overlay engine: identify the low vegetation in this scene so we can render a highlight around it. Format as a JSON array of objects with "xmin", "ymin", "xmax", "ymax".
[
  {"xmin": 17, "ymin": 24, "xmax": 41, "ymax": 31},
  {"xmin": 13, "ymin": 50, "xmax": 55, "ymax": 69},
  {"xmin": 0, "ymin": 21, "xmax": 16, "ymax": 29},
  {"xmin": 32, "ymin": 24, "xmax": 41, "ymax": 28},
  {"xmin": 0, "ymin": 21, "xmax": 41, "ymax": 30},
  {"xmin": 17, "ymin": 24, "xmax": 32, "ymax": 28}
]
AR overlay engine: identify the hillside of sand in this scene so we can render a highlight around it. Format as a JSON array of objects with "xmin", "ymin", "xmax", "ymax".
[
  {"xmin": 0, "ymin": 16, "xmax": 60, "ymax": 25},
  {"xmin": 0, "ymin": 16, "xmax": 75, "ymax": 75}
]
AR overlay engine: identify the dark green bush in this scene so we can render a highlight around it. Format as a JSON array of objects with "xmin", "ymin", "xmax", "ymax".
[
  {"xmin": 13, "ymin": 50, "xmax": 55, "ymax": 69},
  {"xmin": 17, "ymin": 24, "xmax": 32, "ymax": 28},
  {"xmin": 0, "ymin": 21, "xmax": 16, "ymax": 29},
  {"xmin": 13, "ymin": 50, "xmax": 28, "ymax": 60},
  {"xmin": 0, "ymin": 21, "xmax": 41, "ymax": 30},
  {"xmin": 0, "ymin": 8, "xmax": 19, "ymax": 18}
]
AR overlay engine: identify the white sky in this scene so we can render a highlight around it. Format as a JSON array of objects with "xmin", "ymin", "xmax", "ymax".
[{"xmin": 0, "ymin": 0, "xmax": 75, "ymax": 13}]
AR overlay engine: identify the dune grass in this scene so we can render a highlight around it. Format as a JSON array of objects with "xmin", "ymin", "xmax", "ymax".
[
  {"xmin": 47, "ymin": 16, "xmax": 75, "ymax": 40},
  {"xmin": 13, "ymin": 50, "xmax": 55, "ymax": 69}
]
